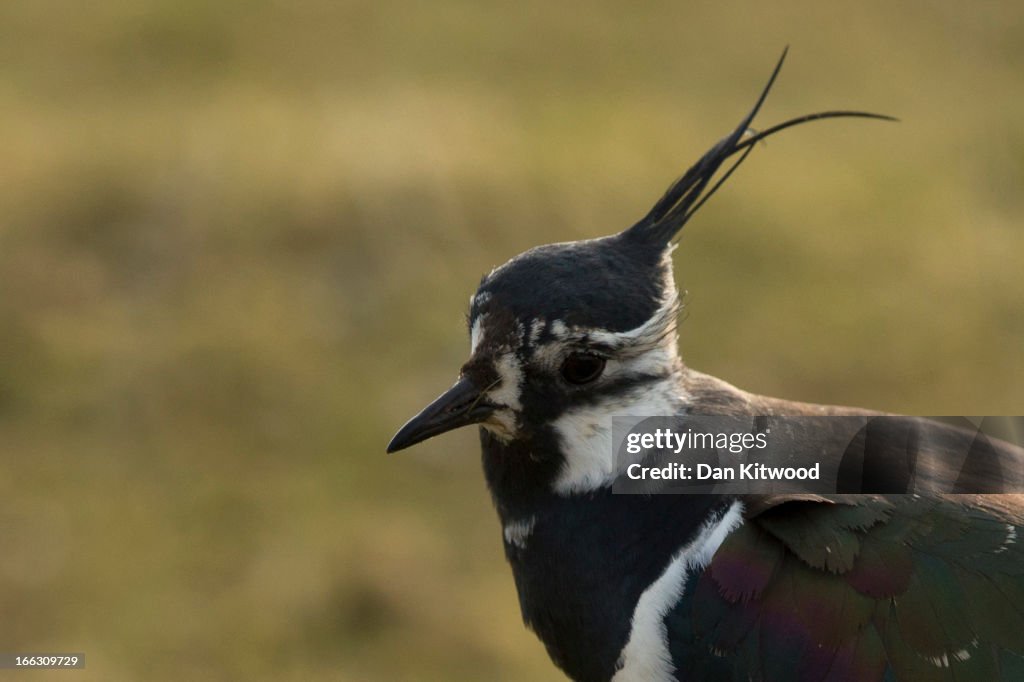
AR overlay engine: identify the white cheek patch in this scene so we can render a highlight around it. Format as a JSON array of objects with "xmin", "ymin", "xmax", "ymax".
[
  {"xmin": 551, "ymin": 377, "xmax": 686, "ymax": 495},
  {"xmin": 550, "ymin": 409, "xmax": 613, "ymax": 493}
]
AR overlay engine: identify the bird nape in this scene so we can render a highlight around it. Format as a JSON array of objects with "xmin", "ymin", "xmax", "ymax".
[{"xmin": 386, "ymin": 50, "xmax": 1024, "ymax": 682}]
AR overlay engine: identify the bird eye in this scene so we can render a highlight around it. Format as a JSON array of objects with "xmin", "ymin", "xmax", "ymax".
[{"xmin": 560, "ymin": 352, "xmax": 606, "ymax": 385}]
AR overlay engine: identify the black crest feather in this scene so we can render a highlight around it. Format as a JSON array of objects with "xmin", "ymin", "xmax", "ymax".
[{"xmin": 624, "ymin": 47, "xmax": 897, "ymax": 247}]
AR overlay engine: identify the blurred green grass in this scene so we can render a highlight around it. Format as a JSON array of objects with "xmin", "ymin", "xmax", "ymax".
[{"xmin": 1, "ymin": 1, "xmax": 1022, "ymax": 679}]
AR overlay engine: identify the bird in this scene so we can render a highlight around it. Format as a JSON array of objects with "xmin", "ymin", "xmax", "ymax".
[{"xmin": 386, "ymin": 50, "xmax": 1024, "ymax": 682}]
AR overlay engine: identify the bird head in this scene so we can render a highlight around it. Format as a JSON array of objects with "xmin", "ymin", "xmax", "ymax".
[{"xmin": 387, "ymin": 50, "xmax": 893, "ymax": 493}]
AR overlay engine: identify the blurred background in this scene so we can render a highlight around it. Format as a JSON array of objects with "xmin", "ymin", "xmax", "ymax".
[{"xmin": 1, "ymin": 1, "xmax": 1022, "ymax": 679}]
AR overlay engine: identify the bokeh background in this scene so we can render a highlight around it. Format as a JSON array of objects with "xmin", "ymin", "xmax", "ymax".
[{"xmin": 2, "ymin": 1, "xmax": 1022, "ymax": 680}]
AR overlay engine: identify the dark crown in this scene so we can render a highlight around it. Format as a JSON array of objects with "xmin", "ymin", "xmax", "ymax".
[{"xmin": 470, "ymin": 47, "xmax": 893, "ymax": 337}]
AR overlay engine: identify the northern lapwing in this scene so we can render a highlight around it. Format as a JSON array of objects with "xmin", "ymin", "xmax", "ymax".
[{"xmin": 387, "ymin": 51, "xmax": 1024, "ymax": 681}]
